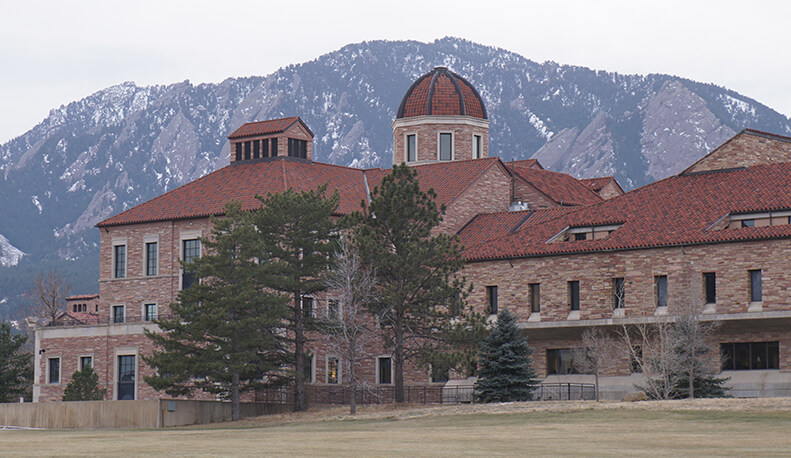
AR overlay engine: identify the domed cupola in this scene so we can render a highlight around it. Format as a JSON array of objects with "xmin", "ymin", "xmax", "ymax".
[{"xmin": 392, "ymin": 67, "xmax": 490, "ymax": 165}]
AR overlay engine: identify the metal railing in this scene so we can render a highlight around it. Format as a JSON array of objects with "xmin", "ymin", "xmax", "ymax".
[
  {"xmin": 45, "ymin": 314, "xmax": 176, "ymax": 327},
  {"xmin": 254, "ymin": 382, "xmax": 596, "ymax": 406}
]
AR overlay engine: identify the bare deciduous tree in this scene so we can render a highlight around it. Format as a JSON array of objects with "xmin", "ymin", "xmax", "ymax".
[
  {"xmin": 27, "ymin": 270, "xmax": 70, "ymax": 325},
  {"xmin": 620, "ymin": 320, "xmax": 678, "ymax": 400},
  {"xmin": 319, "ymin": 238, "xmax": 380, "ymax": 414},
  {"xmin": 573, "ymin": 327, "xmax": 620, "ymax": 401}
]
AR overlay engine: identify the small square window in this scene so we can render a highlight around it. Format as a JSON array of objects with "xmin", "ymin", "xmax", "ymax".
[
  {"xmin": 574, "ymin": 233, "xmax": 587, "ymax": 241},
  {"xmin": 741, "ymin": 219, "xmax": 755, "ymax": 228},
  {"xmin": 112, "ymin": 305, "xmax": 125, "ymax": 324},
  {"xmin": 80, "ymin": 356, "xmax": 93, "ymax": 371},
  {"xmin": 144, "ymin": 303, "xmax": 157, "ymax": 322}
]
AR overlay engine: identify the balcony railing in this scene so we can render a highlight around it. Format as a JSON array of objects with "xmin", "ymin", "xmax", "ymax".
[{"xmin": 45, "ymin": 314, "xmax": 176, "ymax": 328}]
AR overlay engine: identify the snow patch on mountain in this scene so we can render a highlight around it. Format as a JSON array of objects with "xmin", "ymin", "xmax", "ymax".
[{"xmin": 0, "ymin": 234, "xmax": 25, "ymax": 267}]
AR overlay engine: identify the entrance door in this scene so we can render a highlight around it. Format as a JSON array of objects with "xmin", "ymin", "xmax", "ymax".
[{"xmin": 117, "ymin": 355, "xmax": 136, "ymax": 400}]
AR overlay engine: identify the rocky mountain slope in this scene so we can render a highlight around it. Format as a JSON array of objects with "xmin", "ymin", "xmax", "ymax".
[{"xmin": 1, "ymin": 37, "xmax": 790, "ymax": 268}]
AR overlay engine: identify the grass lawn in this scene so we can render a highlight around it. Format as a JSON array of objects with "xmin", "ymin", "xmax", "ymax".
[{"xmin": 3, "ymin": 400, "xmax": 791, "ymax": 456}]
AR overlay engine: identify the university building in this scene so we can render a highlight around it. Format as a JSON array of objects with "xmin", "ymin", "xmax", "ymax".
[{"xmin": 34, "ymin": 67, "xmax": 791, "ymax": 401}]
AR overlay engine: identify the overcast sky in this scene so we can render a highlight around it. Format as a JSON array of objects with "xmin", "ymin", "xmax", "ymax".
[{"xmin": 1, "ymin": 0, "xmax": 789, "ymax": 144}]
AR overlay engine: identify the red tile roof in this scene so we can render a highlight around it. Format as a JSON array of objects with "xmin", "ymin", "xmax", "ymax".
[
  {"xmin": 56, "ymin": 311, "xmax": 101, "ymax": 325},
  {"xmin": 227, "ymin": 116, "xmax": 312, "ymax": 140},
  {"xmin": 397, "ymin": 67, "xmax": 487, "ymax": 119},
  {"xmin": 98, "ymin": 158, "xmax": 370, "ymax": 227},
  {"xmin": 457, "ymin": 207, "xmax": 575, "ymax": 248},
  {"xmin": 66, "ymin": 294, "xmax": 99, "ymax": 301},
  {"xmin": 463, "ymin": 162, "xmax": 791, "ymax": 261},
  {"xmin": 580, "ymin": 177, "xmax": 615, "ymax": 192},
  {"xmin": 510, "ymin": 164, "xmax": 603, "ymax": 206},
  {"xmin": 98, "ymin": 157, "xmax": 504, "ymax": 228}
]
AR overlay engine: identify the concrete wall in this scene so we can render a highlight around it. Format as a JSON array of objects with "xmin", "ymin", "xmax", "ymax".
[{"xmin": 0, "ymin": 399, "xmax": 289, "ymax": 429}]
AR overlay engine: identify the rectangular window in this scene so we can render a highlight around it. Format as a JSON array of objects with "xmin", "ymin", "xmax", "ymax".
[
  {"xmin": 145, "ymin": 242, "xmax": 158, "ymax": 276},
  {"xmin": 288, "ymin": 138, "xmax": 307, "ymax": 158},
  {"xmin": 235, "ymin": 142, "xmax": 243, "ymax": 161},
  {"xmin": 112, "ymin": 305, "xmax": 125, "ymax": 323},
  {"xmin": 655, "ymin": 275, "xmax": 668, "ymax": 307},
  {"xmin": 703, "ymin": 272, "xmax": 716, "ymax": 304},
  {"xmin": 302, "ymin": 296, "xmax": 314, "ymax": 319},
  {"xmin": 613, "ymin": 277, "xmax": 625, "ymax": 309},
  {"xmin": 114, "ymin": 245, "xmax": 126, "ymax": 279},
  {"xmin": 48, "ymin": 358, "xmax": 60, "ymax": 384},
  {"xmin": 327, "ymin": 357, "xmax": 339, "ymax": 384},
  {"xmin": 529, "ymin": 283, "xmax": 541, "ymax": 313},
  {"xmin": 327, "ymin": 299, "xmax": 339, "ymax": 320},
  {"xmin": 80, "ymin": 356, "xmax": 93, "ymax": 370},
  {"xmin": 574, "ymin": 233, "xmax": 587, "ymax": 241},
  {"xmin": 377, "ymin": 357, "xmax": 392, "ymax": 384},
  {"xmin": 261, "ymin": 138, "xmax": 269, "ymax": 158},
  {"xmin": 117, "ymin": 355, "xmax": 136, "ymax": 400},
  {"xmin": 182, "ymin": 239, "xmax": 200, "ymax": 289},
  {"xmin": 721, "ymin": 342, "xmax": 779, "ymax": 370},
  {"xmin": 406, "ymin": 134, "xmax": 416, "ymax": 162},
  {"xmin": 568, "ymin": 281, "xmax": 580, "ymax": 311},
  {"xmin": 749, "ymin": 269, "xmax": 762, "ymax": 302},
  {"xmin": 431, "ymin": 363, "xmax": 449, "ymax": 383},
  {"xmin": 252, "ymin": 139, "xmax": 260, "ymax": 159},
  {"xmin": 741, "ymin": 219, "xmax": 755, "ymax": 228},
  {"xmin": 546, "ymin": 349, "xmax": 578, "ymax": 375},
  {"xmin": 243, "ymin": 141, "xmax": 251, "ymax": 160},
  {"xmin": 271, "ymin": 138, "xmax": 278, "ymax": 157},
  {"xmin": 472, "ymin": 134, "xmax": 482, "ymax": 159},
  {"xmin": 486, "ymin": 286, "xmax": 498, "ymax": 315},
  {"xmin": 304, "ymin": 353, "xmax": 314, "ymax": 383},
  {"xmin": 144, "ymin": 303, "xmax": 157, "ymax": 322},
  {"xmin": 439, "ymin": 133, "xmax": 452, "ymax": 161}
]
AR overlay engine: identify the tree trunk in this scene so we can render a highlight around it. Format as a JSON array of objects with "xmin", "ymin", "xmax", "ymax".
[
  {"xmin": 394, "ymin": 318, "xmax": 405, "ymax": 403},
  {"xmin": 231, "ymin": 371, "xmax": 241, "ymax": 421},
  {"xmin": 294, "ymin": 291, "xmax": 307, "ymax": 412},
  {"xmin": 349, "ymin": 337, "xmax": 357, "ymax": 415},
  {"xmin": 688, "ymin": 364, "xmax": 695, "ymax": 399},
  {"xmin": 594, "ymin": 370, "xmax": 600, "ymax": 402}
]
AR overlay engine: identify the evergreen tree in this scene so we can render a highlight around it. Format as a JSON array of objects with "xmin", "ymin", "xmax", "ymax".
[
  {"xmin": 0, "ymin": 321, "xmax": 33, "ymax": 403},
  {"xmin": 62, "ymin": 365, "xmax": 107, "ymax": 401},
  {"xmin": 353, "ymin": 164, "xmax": 474, "ymax": 403},
  {"xmin": 475, "ymin": 310, "xmax": 538, "ymax": 403},
  {"xmin": 253, "ymin": 186, "xmax": 340, "ymax": 412},
  {"xmin": 144, "ymin": 201, "xmax": 288, "ymax": 421}
]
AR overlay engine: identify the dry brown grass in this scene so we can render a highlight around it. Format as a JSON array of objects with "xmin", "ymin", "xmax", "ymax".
[{"xmin": 4, "ymin": 398, "xmax": 791, "ymax": 456}]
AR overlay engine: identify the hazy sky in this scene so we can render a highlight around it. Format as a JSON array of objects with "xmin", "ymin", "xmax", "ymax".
[{"xmin": 2, "ymin": 0, "xmax": 790, "ymax": 144}]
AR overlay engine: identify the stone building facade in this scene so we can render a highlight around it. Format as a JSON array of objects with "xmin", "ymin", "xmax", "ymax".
[{"xmin": 34, "ymin": 67, "xmax": 791, "ymax": 402}]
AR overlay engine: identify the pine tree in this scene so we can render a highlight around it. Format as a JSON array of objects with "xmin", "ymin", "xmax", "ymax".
[
  {"xmin": 144, "ymin": 201, "xmax": 288, "ymax": 421},
  {"xmin": 0, "ymin": 321, "xmax": 32, "ymax": 403},
  {"xmin": 253, "ymin": 186, "xmax": 340, "ymax": 412},
  {"xmin": 62, "ymin": 365, "xmax": 107, "ymax": 401},
  {"xmin": 352, "ymin": 164, "xmax": 474, "ymax": 403},
  {"xmin": 475, "ymin": 310, "xmax": 538, "ymax": 403}
]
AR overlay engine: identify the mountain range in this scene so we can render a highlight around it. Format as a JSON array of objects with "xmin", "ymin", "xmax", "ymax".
[{"xmin": 1, "ymin": 37, "xmax": 790, "ymax": 317}]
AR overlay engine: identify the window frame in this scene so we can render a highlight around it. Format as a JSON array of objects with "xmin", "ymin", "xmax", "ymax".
[
  {"xmin": 405, "ymin": 133, "xmax": 417, "ymax": 163},
  {"xmin": 48, "ymin": 357, "xmax": 61, "ymax": 384},
  {"xmin": 112, "ymin": 305, "xmax": 125, "ymax": 324},
  {"xmin": 144, "ymin": 239, "xmax": 158, "ymax": 277},
  {"xmin": 654, "ymin": 275, "xmax": 668, "ymax": 308},
  {"xmin": 472, "ymin": 134, "xmax": 482, "ymax": 159},
  {"xmin": 486, "ymin": 286, "xmax": 498, "ymax": 315},
  {"xmin": 613, "ymin": 277, "xmax": 625, "ymax": 309},
  {"xmin": 326, "ymin": 356, "xmax": 340, "ymax": 384},
  {"xmin": 703, "ymin": 272, "xmax": 716, "ymax": 304},
  {"xmin": 529, "ymin": 283, "xmax": 541, "ymax": 313},
  {"xmin": 749, "ymin": 269, "xmax": 762, "ymax": 303},
  {"xmin": 546, "ymin": 349, "xmax": 579, "ymax": 375},
  {"xmin": 301, "ymin": 296, "xmax": 314, "ymax": 319},
  {"xmin": 180, "ymin": 233, "xmax": 202, "ymax": 290},
  {"xmin": 143, "ymin": 303, "xmax": 157, "ymax": 322},
  {"xmin": 79, "ymin": 355, "xmax": 93, "ymax": 371},
  {"xmin": 112, "ymin": 243, "xmax": 127, "ymax": 279},
  {"xmin": 721, "ymin": 341, "xmax": 779, "ymax": 370}
]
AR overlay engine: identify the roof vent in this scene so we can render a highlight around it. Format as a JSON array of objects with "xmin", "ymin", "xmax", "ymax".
[{"xmin": 509, "ymin": 201, "xmax": 529, "ymax": 212}]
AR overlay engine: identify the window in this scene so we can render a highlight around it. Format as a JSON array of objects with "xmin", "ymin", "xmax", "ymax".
[
  {"xmin": 529, "ymin": 283, "xmax": 540, "ymax": 313},
  {"xmin": 546, "ymin": 349, "xmax": 578, "ymax": 375},
  {"xmin": 749, "ymin": 269, "xmax": 762, "ymax": 302},
  {"xmin": 304, "ymin": 353, "xmax": 314, "ymax": 383},
  {"xmin": 741, "ymin": 219, "xmax": 755, "ymax": 228},
  {"xmin": 114, "ymin": 245, "xmax": 126, "ymax": 278},
  {"xmin": 721, "ymin": 342, "xmax": 779, "ymax": 370},
  {"xmin": 235, "ymin": 142, "xmax": 242, "ymax": 161},
  {"xmin": 182, "ymin": 239, "xmax": 200, "ymax": 289},
  {"xmin": 80, "ymin": 356, "xmax": 93, "ymax": 371},
  {"xmin": 271, "ymin": 138, "xmax": 278, "ymax": 156},
  {"xmin": 574, "ymin": 233, "xmax": 587, "ymax": 241},
  {"xmin": 406, "ymin": 134, "xmax": 416, "ymax": 162},
  {"xmin": 630, "ymin": 346, "xmax": 643, "ymax": 373},
  {"xmin": 145, "ymin": 242, "xmax": 158, "ymax": 276},
  {"xmin": 301, "ymin": 296, "xmax": 314, "ymax": 319},
  {"xmin": 613, "ymin": 278, "xmax": 625, "ymax": 309},
  {"xmin": 655, "ymin": 275, "xmax": 668, "ymax": 307},
  {"xmin": 703, "ymin": 272, "xmax": 716, "ymax": 304},
  {"xmin": 243, "ymin": 141, "xmax": 251, "ymax": 160},
  {"xmin": 144, "ymin": 303, "xmax": 157, "ymax": 321},
  {"xmin": 117, "ymin": 355, "xmax": 136, "ymax": 400},
  {"xmin": 486, "ymin": 286, "xmax": 498, "ymax": 315},
  {"xmin": 288, "ymin": 138, "xmax": 307, "ymax": 158},
  {"xmin": 327, "ymin": 357, "xmax": 339, "ymax": 384},
  {"xmin": 327, "ymin": 299, "xmax": 339, "ymax": 320},
  {"xmin": 377, "ymin": 357, "xmax": 392, "ymax": 384},
  {"xmin": 568, "ymin": 281, "xmax": 580, "ymax": 311},
  {"xmin": 439, "ymin": 133, "xmax": 452, "ymax": 161},
  {"xmin": 472, "ymin": 134, "xmax": 482, "ymax": 159},
  {"xmin": 261, "ymin": 138, "xmax": 269, "ymax": 158},
  {"xmin": 48, "ymin": 358, "xmax": 60, "ymax": 384},
  {"xmin": 252, "ymin": 139, "xmax": 260, "ymax": 159},
  {"xmin": 112, "ymin": 305, "xmax": 125, "ymax": 323}
]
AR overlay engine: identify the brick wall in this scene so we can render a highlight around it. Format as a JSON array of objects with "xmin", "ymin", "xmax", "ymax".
[
  {"xmin": 686, "ymin": 132, "xmax": 791, "ymax": 173},
  {"xmin": 392, "ymin": 117, "xmax": 489, "ymax": 165},
  {"xmin": 438, "ymin": 162, "xmax": 512, "ymax": 234}
]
